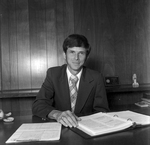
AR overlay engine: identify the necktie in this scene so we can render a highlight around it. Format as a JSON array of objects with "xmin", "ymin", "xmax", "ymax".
[{"xmin": 69, "ymin": 75, "xmax": 78, "ymax": 112}]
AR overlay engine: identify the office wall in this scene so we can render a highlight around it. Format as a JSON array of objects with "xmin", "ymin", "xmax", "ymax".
[
  {"xmin": 0, "ymin": 0, "xmax": 150, "ymax": 92},
  {"xmin": 75, "ymin": 0, "xmax": 150, "ymax": 84},
  {"xmin": 0, "ymin": 0, "xmax": 74, "ymax": 91},
  {"xmin": 0, "ymin": 0, "xmax": 150, "ymax": 116}
]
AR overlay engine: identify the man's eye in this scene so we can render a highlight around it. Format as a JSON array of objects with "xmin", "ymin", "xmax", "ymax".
[
  {"xmin": 79, "ymin": 52, "xmax": 86, "ymax": 55},
  {"xmin": 70, "ymin": 51, "xmax": 75, "ymax": 54}
]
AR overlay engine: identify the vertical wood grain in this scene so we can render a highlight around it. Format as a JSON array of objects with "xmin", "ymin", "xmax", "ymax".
[
  {"xmin": 29, "ymin": 0, "xmax": 47, "ymax": 89},
  {"xmin": 0, "ymin": 14, "xmax": 2, "ymax": 91},
  {"xmin": 9, "ymin": 0, "xmax": 19, "ymax": 90},
  {"xmin": 0, "ymin": 97, "xmax": 35, "ymax": 116},
  {"xmin": 16, "ymin": 0, "xmax": 31, "ymax": 90},
  {"xmin": 74, "ymin": 0, "xmax": 150, "ymax": 84},
  {"xmin": 0, "ymin": 0, "xmax": 1, "ymax": 91},
  {"xmin": 113, "ymin": 1, "xmax": 133, "ymax": 84},
  {"xmin": 45, "ymin": 0, "xmax": 58, "ymax": 68},
  {"xmin": 0, "ymin": 0, "xmax": 150, "ymax": 92},
  {"xmin": 63, "ymin": 0, "xmax": 74, "ymax": 37},
  {"xmin": 74, "ymin": 0, "xmax": 115, "ymax": 74},
  {"xmin": 55, "ymin": 0, "xmax": 65, "ymax": 66},
  {"xmin": 132, "ymin": 0, "xmax": 150, "ymax": 84},
  {"xmin": 1, "ymin": 0, "xmax": 11, "ymax": 90},
  {"xmin": 0, "ymin": 0, "xmax": 150, "ymax": 116}
]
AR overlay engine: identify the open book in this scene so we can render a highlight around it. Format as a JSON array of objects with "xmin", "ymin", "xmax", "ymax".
[
  {"xmin": 77, "ymin": 112, "xmax": 133, "ymax": 136},
  {"xmin": 6, "ymin": 122, "xmax": 61, "ymax": 143},
  {"xmin": 77, "ymin": 111, "xmax": 150, "ymax": 137}
]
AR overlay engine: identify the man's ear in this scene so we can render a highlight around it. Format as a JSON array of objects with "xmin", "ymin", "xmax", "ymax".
[{"xmin": 85, "ymin": 55, "xmax": 89, "ymax": 61}]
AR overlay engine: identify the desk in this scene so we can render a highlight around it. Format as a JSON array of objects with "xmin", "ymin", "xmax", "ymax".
[
  {"xmin": 106, "ymin": 84, "xmax": 150, "ymax": 93},
  {"xmin": 0, "ymin": 107, "xmax": 150, "ymax": 145}
]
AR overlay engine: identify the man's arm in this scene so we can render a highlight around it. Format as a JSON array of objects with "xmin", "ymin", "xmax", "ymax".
[{"xmin": 32, "ymin": 69, "xmax": 55, "ymax": 119}]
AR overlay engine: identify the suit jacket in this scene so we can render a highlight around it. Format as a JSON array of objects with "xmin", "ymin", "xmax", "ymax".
[{"xmin": 32, "ymin": 64, "xmax": 109, "ymax": 119}]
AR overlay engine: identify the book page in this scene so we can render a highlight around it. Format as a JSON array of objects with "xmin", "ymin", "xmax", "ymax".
[
  {"xmin": 77, "ymin": 112, "xmax": 133, "ymax": 136},
  {"xmin": 6, "ymin": 122, "xmax": 61, "ymax": 143},
  {"xmin": 108, "ymin": 110, "xmax": 150, "ymax": 125}
]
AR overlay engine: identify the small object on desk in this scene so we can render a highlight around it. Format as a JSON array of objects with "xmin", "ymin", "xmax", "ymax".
[
  {"xmin": 141, "ymin": 93, "xmax": 150, "ymax": 103},
  {"xmin": 104, "ymin": 76, "xmax": 119, "ymax": 86},
  {"xmin": 0, "ymin": 109, "xmax": 4, "ymax": 120},
  {"xmin": 132, "ymin": 74, "xmax": 139, "ymax": 88},
  {"xmin": 135, "ymin": 93, "xmax": 150, "ymax": 107},
  {"xmin": 3, "ymin": 112, "xmax": 14, "ymax": 122},
  {"xmin": 135, "ymin": 101, "xmax": 149, "ymax": 107},
  {"xmin": 3, "ymin": 117, "xmax": 14, "ymax": 122},
  {"xmin": 0, "ymin": 110, "xmax": 14, "ymax": 122}
]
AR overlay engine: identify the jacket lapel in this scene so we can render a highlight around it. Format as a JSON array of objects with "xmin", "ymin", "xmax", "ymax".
[
  {"xmin": 74, "ymin": 67, "xmax": 94, "ymax": 113},
  {"xmin": 59, "ymin": 65, "xmax": 72, "ymax": 110}
]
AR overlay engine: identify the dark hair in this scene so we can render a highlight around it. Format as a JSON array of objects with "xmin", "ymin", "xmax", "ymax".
[{"xmin": 63, "ymin": 34, "xmax": 91, "ymax": 56}]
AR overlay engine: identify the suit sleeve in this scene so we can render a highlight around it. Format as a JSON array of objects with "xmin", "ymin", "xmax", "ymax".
[{"xmin": 32, "ymin": 69, "xmax": 55, "ymax": 119}]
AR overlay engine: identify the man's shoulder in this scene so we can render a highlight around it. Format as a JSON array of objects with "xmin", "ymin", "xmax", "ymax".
[{"xmin": 47, "ymin": 64, "xmax": 66, "ymax": 74}]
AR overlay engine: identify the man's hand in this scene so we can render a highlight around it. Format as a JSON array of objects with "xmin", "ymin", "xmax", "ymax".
[{"xmin": 48, "ymin": 110, "xmax": 81, "ymax": 128}]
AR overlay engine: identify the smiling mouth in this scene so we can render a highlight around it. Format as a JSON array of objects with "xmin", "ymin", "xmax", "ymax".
[{"xmin": 73, "ymin": 62, "xmax": 80, "ymax": 65}]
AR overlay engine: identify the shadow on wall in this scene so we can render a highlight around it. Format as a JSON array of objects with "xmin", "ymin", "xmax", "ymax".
[
  {"xmin": 85, "ymin": 57, "xmax": 100, "ymax": 71},
  {"xmin": 85, "ymin": 57, "xmax": 115, "ymax": 78}
]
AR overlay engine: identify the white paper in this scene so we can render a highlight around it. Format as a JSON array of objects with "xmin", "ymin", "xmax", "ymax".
[{"xmin": 6, "ymin": 122, "xmax": 61, "ymax": 143}]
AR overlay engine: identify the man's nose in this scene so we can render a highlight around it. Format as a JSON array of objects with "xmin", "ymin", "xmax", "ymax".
[{"xmin": 75, "ymin": 53, "xmax": 79, "ymax": 60}]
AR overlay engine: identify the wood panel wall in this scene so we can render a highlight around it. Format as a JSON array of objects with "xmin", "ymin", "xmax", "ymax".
[
  {"xmin": 0, "ymin": 0, "xmax": 74, "ymax": 92},
  {"xmin": 74, "ymin": 0, "xmax": 150, "ymax": 84},
  {"xmin": 0, "ymin": 0, "xmax": 150, "ymax": 92},
  {"xmin": 0, "ymin": 0, "xmax": 150, "ymax": 115}
]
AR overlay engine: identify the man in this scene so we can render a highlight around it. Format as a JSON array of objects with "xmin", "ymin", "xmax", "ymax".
[{"xmin": 32, "ymin": 34, "xmax": 109, "ymax": 128}]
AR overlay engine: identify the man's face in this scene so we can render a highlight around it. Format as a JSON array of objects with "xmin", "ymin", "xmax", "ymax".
[{"xmin": 64, "ymin": 47, "xmax": 87, "ymax": 75}]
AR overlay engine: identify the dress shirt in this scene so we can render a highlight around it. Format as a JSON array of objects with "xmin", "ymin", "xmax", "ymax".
[{"xmin": 66, "ymin": 67, "xmax": 83, "ymax": 90}]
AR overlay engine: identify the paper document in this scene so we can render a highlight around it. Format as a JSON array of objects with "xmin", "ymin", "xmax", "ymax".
[
  {"xmin": 77, "ymin": 112, "xmax": 133, "ymax": 136},
  {"xmin": 108, "ymin": 110, "xmax": 150, "ymax": 125},
  {"xmin": 6, "ymin": 122, "xmax": 62, "ymax": 143}
]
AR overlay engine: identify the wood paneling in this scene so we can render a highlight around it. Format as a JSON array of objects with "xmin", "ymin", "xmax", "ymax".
[
  {"xmin": 74, "ymin": 0, "xmax": 150, "ymax": 84},
  {"xmin": 0, "ymin": 0, "xmax": 150, "ymax": 115},
  {"xmin": 0, "ymin": 0, "xmax": 75, "ymax": 92},
  {"xmin": 45, "ymin": 0, "xmax": 58, "ymax": 68},
  {"xmin": 16, "ymin": 0, "xmax": 31, "ymax": 90},
  {"xmin": 1, "ymin": 0, "xmax": 10, "ymax": 90},
  {"xmin": 29, "ymin": 0, "xmax": 47, "ymax": 88},
  {"xmin": 0, "ymin": 0, "xmax": 149, "ymax": 91},
  {"xmin": 9, "ymin": 1, "xmax": 18, "ymax": 91},
  {"xmin": 0, "ymin": 97, "xmax": 35, "ymax": 116},
  {"xmin": 0, "ymin": 14, "xmax": 2, "ymax": 91}
]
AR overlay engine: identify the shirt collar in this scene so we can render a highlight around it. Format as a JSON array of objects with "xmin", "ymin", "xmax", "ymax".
[{"xmin": 66, "ymin": 67, "xmax": 83, "ymax": 81}]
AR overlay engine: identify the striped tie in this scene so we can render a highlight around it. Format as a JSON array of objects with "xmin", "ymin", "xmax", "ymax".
[{"xmin": 69, "ymin": 75, "xmax": 78, "ymax": 112}]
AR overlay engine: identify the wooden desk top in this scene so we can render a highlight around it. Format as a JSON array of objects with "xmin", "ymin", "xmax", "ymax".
[{"xmin": 0, "ymin": 107, "xmax": 150, "ymax": 145}]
